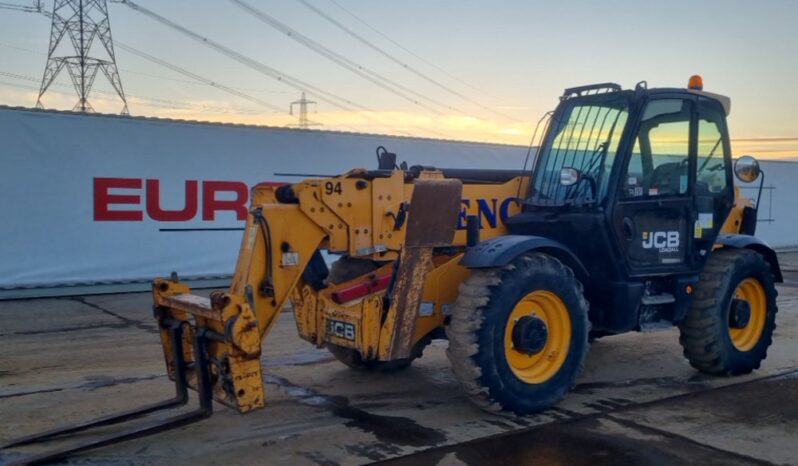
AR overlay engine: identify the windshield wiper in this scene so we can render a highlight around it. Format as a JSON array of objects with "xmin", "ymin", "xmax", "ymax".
[
  {"xmin": 564, "ymin": 141, "xmax": 608, "ymax": 205},
  {"xmin": 698, "ymin": 137, "xmax": 723, "ymax": 174}
]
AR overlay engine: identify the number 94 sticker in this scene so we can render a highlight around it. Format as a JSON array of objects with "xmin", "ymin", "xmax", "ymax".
[{"xmin": 325, "ymin": 181, "xmax": 343, "ymax": 195}]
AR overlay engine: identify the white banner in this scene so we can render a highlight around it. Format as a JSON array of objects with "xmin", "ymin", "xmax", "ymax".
[
  {"xmin": 0, "ymin": 107, "xmax": 528, "ymax": 291},
  {"xmin": 2, "ymin": 107, "xmax": 795, "ymax": 295}
]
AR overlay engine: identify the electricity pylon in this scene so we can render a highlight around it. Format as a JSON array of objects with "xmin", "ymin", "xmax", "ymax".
[
  {"xmin": 288, "ymin": 91, "xmax": 320, "ymax": 128},
  {"xmin": 36, "ymin": 0, "xmax": 129, "ymax": 114}
]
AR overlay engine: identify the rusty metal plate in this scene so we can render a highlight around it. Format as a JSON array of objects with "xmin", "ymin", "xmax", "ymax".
[
  {"xmin": 405, "ymin": 179, "xmax": 463, "ymax": 248},
  {"xmin": 162, "ymin": 294, "xmax": 222, "ymax": 321},
  {"xmin": 383, "ymin": 247, "xmax": 434, "ymax": 360}
]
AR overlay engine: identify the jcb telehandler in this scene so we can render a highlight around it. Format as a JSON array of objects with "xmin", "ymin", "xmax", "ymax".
[{"xmin": 3, "ymin": 77, "xmax": 782, "ymax": 464}]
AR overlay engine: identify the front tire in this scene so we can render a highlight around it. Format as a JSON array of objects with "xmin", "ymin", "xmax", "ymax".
[
  {"xmin": 679, "ymin": 248, "xmax": 778, "ymax": 375},
  {"xmin": 447, "ymin": 252, "xmax": 590, "ymax": 415}
]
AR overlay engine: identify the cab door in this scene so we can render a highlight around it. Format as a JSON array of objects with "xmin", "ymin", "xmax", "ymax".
[
  {"xmin": 612, "ymin": 97, "xmax": 696, "ymax": 276},
  {"xmin": 692, "ymin": 97, "xmax": 735, "ymax": 266}
]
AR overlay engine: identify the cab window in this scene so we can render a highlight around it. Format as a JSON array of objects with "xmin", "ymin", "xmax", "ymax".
[
  {"xmin": 696, "ymin": 109, "xmax": 729, "ymax": 195},
  {"xmin": 693, "ymin": 99, "xmax": 732, "ymax": 239},
  {"xmin": 624, "ymin": 99, "xmax": 691, "ymax": 198},
  {"xmin": 530, "ymin": 96, "xmax": 630, "ymax": 205}
]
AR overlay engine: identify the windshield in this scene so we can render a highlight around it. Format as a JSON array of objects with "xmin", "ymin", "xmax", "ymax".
[{"xmin": 530, "ymin": 96, "xmax": 629, "ymax": 206}]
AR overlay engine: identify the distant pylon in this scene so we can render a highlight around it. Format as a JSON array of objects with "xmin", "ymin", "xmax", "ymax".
[
  {"xmin": 36, "ymin": 0, "xmax": 129, "ymax": 114},
  {"xmin": 288, "ymin": 91, "xmax": 320, "ymax": 129}
]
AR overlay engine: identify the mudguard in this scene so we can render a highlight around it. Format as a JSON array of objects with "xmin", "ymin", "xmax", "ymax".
[
  {"xmin": 460, "ymin": 235, "xmax": 589, "ymax": 280},
  {"xmin": 716, "ymin": 233, "xmax": 783, "ymax": 282}
]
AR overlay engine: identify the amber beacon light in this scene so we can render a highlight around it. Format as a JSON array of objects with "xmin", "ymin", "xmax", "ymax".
[{"xmin": 688, "ymin": 75, "xmax": 704, "ymax": 90}]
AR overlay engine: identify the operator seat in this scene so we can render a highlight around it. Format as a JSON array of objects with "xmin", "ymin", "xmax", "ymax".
[{"xmin": 648, "ymin": 161, "xmax": 687, "ymax": 195}]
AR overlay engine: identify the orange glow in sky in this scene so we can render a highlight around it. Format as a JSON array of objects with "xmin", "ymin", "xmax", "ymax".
[{"xmin": 0, "ymin": 1, "xmax": 796, "ymax": 161}]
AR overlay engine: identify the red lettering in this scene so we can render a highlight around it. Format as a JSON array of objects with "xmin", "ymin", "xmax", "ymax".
[
  {"xmin": 146, "ymin": 179, "xmax": 198, "ymax": 221},
  {"xmin": 94, "ymin": 177, "xmax": 143, "ymax": 221},
  {"xmin": 202, "ymin": 181, "xmax": 248, "ymax": 221}
]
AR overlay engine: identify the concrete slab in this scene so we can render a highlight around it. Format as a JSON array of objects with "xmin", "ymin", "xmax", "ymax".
[
  {"xmin": 379, "ymin": 375, "xmax": 798, "ymax": 466},
  {"xmin": 610, "ymin": 374, "xmax": 798, "ymax": 465},
  {"xmin": 0, "ymin": 253, "xmax": 796, "ymax": 465}
]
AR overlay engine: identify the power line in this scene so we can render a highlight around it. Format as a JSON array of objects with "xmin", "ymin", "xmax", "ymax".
[
  {"xmin": 117, "ymin": 0, "xmax": 366, "ymax": 114},
  {"xmin": 0, "ymin": 77, "xmax": 432, "ymax": 137},
  {"xmin": 1, "ymin": 3, "xmax": 281, "ymax": 115},
  {"xmin": 0, "ymin": 1, "xmax": 40, "ymax": 13},
  {"xmin": 4, "ymin": 47, "xmax": 364, "ymax": 128},
  {"xmin": 115, "ymin": 42, "xmax": 284, "ymax": 113},
  {"xmin": 229, "ymin": 0, "xmax": 459, "ymax": 117},
  {"xmin": 1, "ymin": 1, "xmax": 461, "ymax": 139},
  {"xmin": 114, "ymin": 0, "xmax": 454, "ymax": 138},
  {"xmin": 0, "ymin": 42, "xmax": 43, "ymax": 54},
  {"xmin": 0, "ymin": 41, "xmax": 294, "ymax": 95},
  {"xmin": 0, "ymin": 50, "xmax": 446, "ymax": 137},
  {"xmin": 0, "ymin": 74, "xmax": 378, "ymax": 136},
  {"xmin": 121, "ymin": 69, "xmax": 296, "ymax": 95},
  {"xmin": 316, "ymin": 0, "xmax": 521, "ymax": 122},
  {"xmin": 0, "ymin": 69, "xmax": 269, "ymax": 114}
]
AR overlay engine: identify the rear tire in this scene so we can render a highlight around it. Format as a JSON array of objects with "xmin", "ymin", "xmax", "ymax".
[
  {"xmin": 679, "ymin": 248, "xmax": 778, "ymax": 375},
  {"xmin": 327, "ymin": 334, "xmax": 431, "ymax": 372},
  {"xmin": 446, "ymin": 252, "xmax": 590, "ymax": 415},
  {"xmin": 326, "ymin": 256, "xmax": 429, "ymax": 372}
]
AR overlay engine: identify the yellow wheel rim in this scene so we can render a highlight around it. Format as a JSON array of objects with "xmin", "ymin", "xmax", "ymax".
[
  {"xmin": 729, "ymin": 278, "xmax": 767, "ymax": 352},
  {"xmin": 504, "ymin": 290, "xmax": 571, "ymax": 384}
]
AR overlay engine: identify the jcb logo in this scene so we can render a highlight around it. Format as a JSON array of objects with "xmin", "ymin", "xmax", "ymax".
[
  {"xmin": 642, "ymin": 231, "xmax": 680, "ymax": 252},
  {"xmin": 327, "ymin": 319, "xmax": 356, "ymax": 341}
]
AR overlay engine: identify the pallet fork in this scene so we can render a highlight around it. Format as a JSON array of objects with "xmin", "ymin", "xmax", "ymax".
[{"xmin": 0, "ymin": 321, "xmax": 215, "ymax": 465}]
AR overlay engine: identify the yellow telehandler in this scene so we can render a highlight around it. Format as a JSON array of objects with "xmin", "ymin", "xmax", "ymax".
[{"xmin": 3, "ymin": 77, "xmax": 782, "ymax": 464}]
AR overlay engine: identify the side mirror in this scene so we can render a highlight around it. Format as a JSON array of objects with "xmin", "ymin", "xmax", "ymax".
[
  {"xmin": 559, "ymin": 167, "xmax": 580, "ymax": 186},
  {"xmin": 734, "ymin": 155, "xmax": 761, "ymax": 183}
]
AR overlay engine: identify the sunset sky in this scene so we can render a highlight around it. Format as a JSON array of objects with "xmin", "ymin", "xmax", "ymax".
[{"xmin": 0, "ymin": 0, "xmax": 796, "ymax": 159}]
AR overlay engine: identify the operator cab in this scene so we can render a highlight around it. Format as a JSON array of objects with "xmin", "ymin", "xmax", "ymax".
[{"xmin": 506, "ymin": 77, "xmax": 751, "ymax": 333}]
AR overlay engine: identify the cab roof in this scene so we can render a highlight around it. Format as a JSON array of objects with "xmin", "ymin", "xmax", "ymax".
[{"xmin": 561, "ymin": 82, "xmax": 731, "ymax": 116}]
